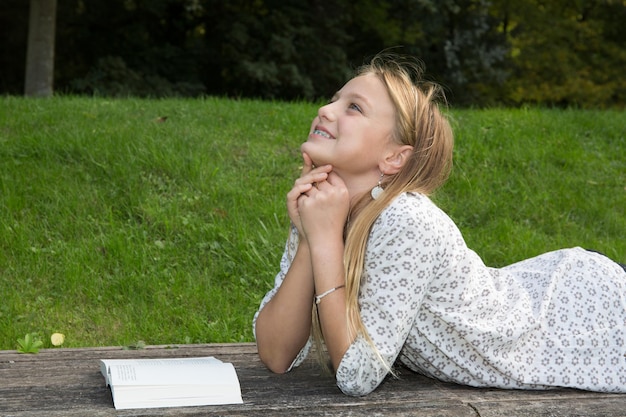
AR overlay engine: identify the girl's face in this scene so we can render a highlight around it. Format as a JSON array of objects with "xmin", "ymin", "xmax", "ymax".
[{"xmin": 301, "ymin": 73, "xmax": 397, "ymax": 181}]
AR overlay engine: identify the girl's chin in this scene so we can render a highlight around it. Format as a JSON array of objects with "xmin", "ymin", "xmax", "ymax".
[
  {"xmin": 306, "ymin": 154, "xmax": 327, "ymax": 167},
  {"xmin": 300, "ymin": 145, "xmax": 326, "ymax": 166}
]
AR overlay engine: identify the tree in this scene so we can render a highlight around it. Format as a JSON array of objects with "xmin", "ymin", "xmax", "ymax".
[
  {"xmin": 24, "ymin": 0, "xmax": 57, "ymax": 96},
  {"xmin": 497, "ymin": 0, "xmax": 626, "ymax": 107},
  {"xmin": 347, "ymin": 0, "xmax": 510, "ymax": 105},
  {"xmin": 198, "ymin": 0, "xmax": 354, "ymax": 100}
]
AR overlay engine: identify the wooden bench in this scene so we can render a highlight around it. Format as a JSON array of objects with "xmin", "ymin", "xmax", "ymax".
[{"xmin": 1, "ymin": 343, "xmax": 624, "ymax": 416}]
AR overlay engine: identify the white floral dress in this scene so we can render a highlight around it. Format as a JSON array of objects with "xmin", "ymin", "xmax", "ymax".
[{"xmin": 253, "ymin": 192, "xmax": 626, "ymax": 396}]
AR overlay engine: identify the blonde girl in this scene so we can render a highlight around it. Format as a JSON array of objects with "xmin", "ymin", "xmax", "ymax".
[{"xmin": 254, "ymin": 52, "xmax": 626, "ymax": 396}]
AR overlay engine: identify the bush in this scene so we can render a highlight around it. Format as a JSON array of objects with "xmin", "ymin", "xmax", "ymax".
[{"xmin": 70, "ymin": 56, "xmax": 205, "ymax": 98}]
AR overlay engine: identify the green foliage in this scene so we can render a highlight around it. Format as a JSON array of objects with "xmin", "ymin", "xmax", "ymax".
[
  {"xmin": 0, "ymin": 97, "xmax": 624, "ymax": 350},
  {"xmin": 497, "ymin": 0, "xmax": 626, "ymax": 107},
  {"xmin": 2, "ymin": 0, "xmax": 625, "ymax": 106},
  {"xmin": 379, "ymin": 0, "xmax": 510, "ymax": 104},
  {"xmin": 16, "ymin": 333, "xmax": 44, "ymax": 354},
  {"xmin": 70, "ymin": 56, "xmax": 205, "ymax": 97},
  {"xmin": 209, "ymin": 1, "xmax": 353, "ymax": 99},
  {"xmin": 123, "ymin": 340, "xmax": 147, "ymax": 350}
]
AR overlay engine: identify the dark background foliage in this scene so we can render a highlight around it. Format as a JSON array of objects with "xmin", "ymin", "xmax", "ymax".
[{"xmin": 1, "ymin": 0, "xmax": 625, "ymax": 107}]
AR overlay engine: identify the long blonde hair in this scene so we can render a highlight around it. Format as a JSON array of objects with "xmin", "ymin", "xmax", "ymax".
[{"xmin": 312, "ymin": 52, "xmax": 454, "ymax": 371}]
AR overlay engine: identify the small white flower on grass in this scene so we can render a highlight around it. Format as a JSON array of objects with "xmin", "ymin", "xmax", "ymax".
[{"xmin": 50, "ymin": 333, "xmax": 65, "ymax": 347}]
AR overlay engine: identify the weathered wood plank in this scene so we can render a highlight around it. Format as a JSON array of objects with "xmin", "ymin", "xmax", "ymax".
[
  {"xmin": 1, "ymin": 343, "xmax": 625, "ymax": 417},
  {"xmin": 473, "ymin": 397, "xmax": 626, "ymax": 417}
]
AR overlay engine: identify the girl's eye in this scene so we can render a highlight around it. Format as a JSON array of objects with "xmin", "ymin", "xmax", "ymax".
[{"xmin": 349, "ymin": 103, "xmax": 362, "ymax": 113}]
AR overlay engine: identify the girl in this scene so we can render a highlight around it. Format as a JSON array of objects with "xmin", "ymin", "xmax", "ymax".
[{"xmin": 253, "ymin": 53, "xmax": 626, "ymax": 396}]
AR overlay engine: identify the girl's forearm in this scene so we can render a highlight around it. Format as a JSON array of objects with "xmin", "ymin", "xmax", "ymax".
[
  {"xmin": 255, "ymin": 243, "xmax": 315, "ymax": 373},
  {"xmin": 309, "ymin": 238, "xmax": 353, "ymax": 370}
]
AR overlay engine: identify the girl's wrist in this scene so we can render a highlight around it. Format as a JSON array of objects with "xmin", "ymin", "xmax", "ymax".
[
  {"xmin": 315, "ymin": 284, "xmax": 346, "ymax": 304},
  {"xmin": 308, "ymin": 238, "xmax": 344, "ymax": 260},
  {"xmin": 305, "ymin": 226, "xmax": 344, "ymax": 248}
]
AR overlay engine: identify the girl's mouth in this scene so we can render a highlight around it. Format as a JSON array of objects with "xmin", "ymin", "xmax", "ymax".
[{"xmin": 312, "ymin": 129, "xmax": 333, "ymax": 139}]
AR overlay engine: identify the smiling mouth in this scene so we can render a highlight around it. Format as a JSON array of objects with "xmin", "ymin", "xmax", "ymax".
[{"xmin": 313, "ymin": 129, "xmax": 333, "ymax": 139}]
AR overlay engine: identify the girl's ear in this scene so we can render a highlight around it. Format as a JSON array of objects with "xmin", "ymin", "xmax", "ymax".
[{"xmin": 380, "ymin": 145, "xmax": 413, "ymax": 175}]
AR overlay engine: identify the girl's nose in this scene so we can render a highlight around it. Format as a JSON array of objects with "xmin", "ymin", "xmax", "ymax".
[{"xmin": 318, "ymin": 102, "xmax": 336, "ymax": 121}]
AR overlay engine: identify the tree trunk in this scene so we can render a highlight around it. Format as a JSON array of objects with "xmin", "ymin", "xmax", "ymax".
[{"xmin": 24, "ymin": 0, "xmax": 57, "ymax": 97}]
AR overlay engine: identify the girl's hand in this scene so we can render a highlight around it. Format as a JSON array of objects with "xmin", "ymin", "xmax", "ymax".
[
  {"xmin": 298, "ymin": 170, "xmax": 350, "ymax": 245},
  {"xmin": 286, "ymin": 153, "xmax": 332, "ymax": 237}
]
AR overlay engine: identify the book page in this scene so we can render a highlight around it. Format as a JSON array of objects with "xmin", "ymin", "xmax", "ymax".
[{"xmin": 102, "ymin": 357, "xmax": 228, "ymax": 386}]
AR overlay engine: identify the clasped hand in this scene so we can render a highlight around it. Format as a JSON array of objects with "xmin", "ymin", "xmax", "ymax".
[{"xmin": 287, "ymin": 153, "xmax": 350, "ymax": 244}]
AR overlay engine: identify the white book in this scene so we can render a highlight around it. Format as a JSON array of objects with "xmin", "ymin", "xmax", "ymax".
[{"xmin": 99, "ymin": 356, "xmax": 243, "ymax": 410}]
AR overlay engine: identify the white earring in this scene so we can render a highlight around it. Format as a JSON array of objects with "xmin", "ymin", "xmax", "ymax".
[{"xmin": 370, "ymin": 172, "xmax": 385, "ymax": 200}]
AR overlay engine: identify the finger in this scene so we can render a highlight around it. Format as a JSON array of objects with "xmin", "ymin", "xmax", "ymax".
[
  {"xmin": 294, "ymin": 170, "xmax": 330, "ymax": 189},
  {"xmin": 300, "ymin": 152, "xmax": 314, "ymax": 176},
  {"xmin": 315, "ymin": 171, "xmax": 336, "ymax": 189},
  {"xmin": 287, "ymin": 182, "xmax": 313, "ymax": 201},
  {"xmin": 325, "ymin": 171, "xmax": 346, "ymax": 187}
]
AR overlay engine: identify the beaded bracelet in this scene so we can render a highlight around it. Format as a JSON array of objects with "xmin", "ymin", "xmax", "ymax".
[{"xmin": 315, "ymin": 284, "xmax": 346, "ymax": 304}]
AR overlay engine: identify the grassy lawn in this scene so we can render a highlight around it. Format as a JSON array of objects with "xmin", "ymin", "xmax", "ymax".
[{"xmin": 1, "ymin": 97, "xmax": 624, "ymax": 351}]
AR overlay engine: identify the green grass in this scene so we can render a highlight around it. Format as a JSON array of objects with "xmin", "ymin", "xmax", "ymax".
[
  {"xmin": 1, "ymin": 97, "xmax": 624, "ymax": 350},
  {"xmin": 442, "ymin": 108, "xmax": 625, "ymax": 265}
]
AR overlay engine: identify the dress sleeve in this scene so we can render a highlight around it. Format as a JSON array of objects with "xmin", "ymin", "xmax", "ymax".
[
  {"xmin": 252, "ymin": 225, "xmax": 312, "ymax": 370},
  {"xmin": 336, "ymin": 194, "xmax": 446, "ymax": 395}
]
